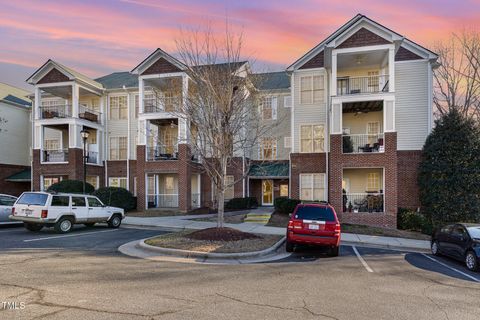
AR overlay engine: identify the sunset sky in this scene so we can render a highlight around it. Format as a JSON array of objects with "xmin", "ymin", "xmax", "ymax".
[{"xmin": 1, "ymin": 0, "xmax": 479, "ymax": 90}]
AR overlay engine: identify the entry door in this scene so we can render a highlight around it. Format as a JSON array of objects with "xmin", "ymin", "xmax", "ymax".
[{"xmin": 262, "ymin": 180, "xmax": 274, "ymax": 206}]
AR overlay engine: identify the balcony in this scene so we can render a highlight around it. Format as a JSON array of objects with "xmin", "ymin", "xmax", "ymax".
[
  {"xmin": 337, "ymin": 75, "xmax": 389, "ymax": 96},
  {"xmin": 79, "ymin": 105, "xmax": 101, "ymax": 124},
  {"xmin": 40, "ymin": 104, "xmax": 101, "ymax": 124},
  {"xmin": 342, "ymin": 168, "xmax": 384, "ymax": 213},
  {"xmin": 342, "ymin": 133, "xmax": 384, "ymax": 153},
  {"xmin": 343, "ymin": 193, "xmax": 384, "ymax": 213},
  {"xmin": 144, "ymin": 96, "xmax": 181, "ymax": 113},
  {"xmin": 147, "ymin": 173, "xmax": 179, "ymax": 208},
  {"xmin": 43, "ymin": 149, "xmax": 69, "ymax": 163},
  {"xmin": 146, "ymin": 144, "xmax": 179, "ymax": 161},
  {"xmin": 147, "ymin": 194, "xmax": 179, "ymax": 208}
]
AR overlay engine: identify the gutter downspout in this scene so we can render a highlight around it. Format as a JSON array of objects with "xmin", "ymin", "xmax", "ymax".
[
  {"xmin": 123, "ymin": 85, "xmax": 131, "ymax": 191},
  {"xmin": 326, "ymin": 69, "xmax": 330, "ymax": 203},
  {"xmin": 104, "ymin": 95, "xmax": 108, "ymax": 187}
]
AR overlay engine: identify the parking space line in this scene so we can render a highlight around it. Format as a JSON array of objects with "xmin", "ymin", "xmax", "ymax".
[
  {"xmin": 24, "ymin": 229, "xmax": 119, "ymax": 242},
  {"xmin": 352, "ymin": 246, "xmax": 374, "ymax": 273},
  {"xmin": 421, "ymin": 254, "xmax": 480, "ymax": 282}
]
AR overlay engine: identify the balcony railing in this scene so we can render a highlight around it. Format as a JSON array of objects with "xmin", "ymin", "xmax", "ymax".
[
  {"xmin": 342, "ymin": 133, "xmax": 384, "ymax": 153},
  {"xmin": 191, "ymin": 193, "xmax": 200, "ymax": 208},
  {"xmin": 40, "ymin": 105, "xmax": 71, "ymax": 119},
  {"xmin": 147, "ymin": 194, "xmax": 179, "ymax": 208},
  {"xmin": 146, "ymin": 145, "xmax": 179, "ymax": 161},
  {"xmin": 337, "ymin": 75, "xmax": 389, "ymax": 95},
  {"xmin": 343, "ymin": 193, "xmax": 384, "ymax": 213},
  {"xmin": 86, "ymin": 151, "xmax": 98, "ymax": 164},
  {"xmin": 43, "ymin": 149, "xmax": 69, "ymax": 163},
  {"xmin": 79, "ymin": 105, "xmax": 101, "ymax": 124},
  {"xmin": 144, "ymin": 96, "xmax": 181, "ymax": 113}
]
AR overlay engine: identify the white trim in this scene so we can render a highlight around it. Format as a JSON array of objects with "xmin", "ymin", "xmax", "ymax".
[
  {"xmin": 332, "ymin": 44, "xmax": 394, "ymax": 55},
  {"xmin": 36, "ymin": 81, "xmax": 75, "ymax": 88},
  {"xmin": 298, "ymin": 123, "xmax": 326, "ymax": 153},
  {"xmin": 427, "ymin": 62, "xmax": 433, "ymax": 133},
  {"xmin": 298, "ymin": 173, "xmax": 327, "ymax": 202},
  {"xmin": 139, "ymin": 72, "xmax": 185, "ymax": 80}
]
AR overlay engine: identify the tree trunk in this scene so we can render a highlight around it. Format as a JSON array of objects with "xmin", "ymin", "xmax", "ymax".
[{"xmin": 217, "ymin": 188, "xmax": 225, "ymax": 228}]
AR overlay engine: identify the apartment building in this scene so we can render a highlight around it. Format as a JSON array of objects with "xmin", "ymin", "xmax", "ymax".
[
  {"xmin": 0, "ymin": 83, "xmax": 32, "ymax": 196},
  {"xmin": 27, "ymin": 14, "xmax": 437, "ymax": 227}
]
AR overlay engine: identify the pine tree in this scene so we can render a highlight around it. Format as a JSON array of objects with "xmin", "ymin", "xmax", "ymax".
[{"xmin": 418, "ymin": 110, "xmax": 480, "ymax": 225}]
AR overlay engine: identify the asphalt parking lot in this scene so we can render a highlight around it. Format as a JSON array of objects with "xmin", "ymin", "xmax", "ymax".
[{"xmin": 0, "ymin": 224, "xmax": 479, "ymax": 319}]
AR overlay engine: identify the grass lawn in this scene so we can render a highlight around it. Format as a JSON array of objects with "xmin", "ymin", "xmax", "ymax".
[
  {"xmin": 266, "ymin": 212, "xmax": 430, "ymax": 241},
  {"xmin": 145, "ymin": 231, "xmax": 283, "ymax": 253}
]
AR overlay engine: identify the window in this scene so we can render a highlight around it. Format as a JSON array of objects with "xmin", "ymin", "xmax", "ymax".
[
  {"xmin": 17, "ymin": 193, "xmax": 48, "ymax": 206},
  {"xmin": 109, "ymin": 96, "xmax": 127, "ymax": 120},
  {"xmin": 51, "ymin": 196, "xmax": 69, "ymax": 207},
  {"xmin": 367, "ymin": 122, "xmax": 380, "ymax": 135},
  {"xmin": 109, "ymin": 137, "xmax": 127, "ymax": 160},
  {"xmin": 224, "ymin": 175, "xmax": 234, "ymax": 200},
  {"xmin": 284, "ymin": 95, "xmax": 292, "ymax": 108},
  {"xmin": 300, "ymin": 174, "xmax": 325, "ymax": 201},
  {"xmin": 280, "ymin": 184, "xmax": 289, "ymax": 197},
  {"xmin": 300, "ymin": 75, "xmax": 324, "ymax": 104},
  {"xmin": 0, "ymin": 196, "xmax": 16, "ymax": 206},
  {"xmin": 109, "ymin": 177, "xmax": 127, "ymax": 189},
  {"xmin": 367, "ymin": 172, "xmax": 380, "ymax": 191},
  {"xmin": 260, "ymin": 96, "xmax": 277, "ymax": 120},
  {"xmin": 368, "ymin": 71, "xmax": 379, "ymax": 89},
  {"xmin": 284, "ymin": 136, "xmax": 292, "ymax": 149},
  {"xmin": 260, "ymin": 137, "xmax": 277, "ymax": 160},
  {"xmin": 165, "ymin": 176, "xmax": 175, "ymax": 193},
  {"xmin": 43, "ymin": 176, "xmax": 62, "ymax": 191},
  {"xmin": 86, "ymin": 176, "xmax": 99, "ymax": 189},
  {"xmin": 300, "ymin": 125, "xmax": 324, "ymax": 153},
  {"xmin": 44, "ymin": 139, "xmax": 59, "ymax": 150},
  {"xmin": 71, "ymin": 197, "xmax": 86, "ymax": 207},
  {"xmin": 88, "ymin": 197, "xmax": 103, "ymax": 207},
  {"xmin": 294, "ymin": 206, "xmax": 335, "ymax": 221}
]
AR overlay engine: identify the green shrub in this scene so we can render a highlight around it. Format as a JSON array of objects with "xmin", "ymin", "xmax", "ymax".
[
  {"xmin": 274, "ymin": 197, "xmax": 301, "ymax": 215},
  {"xmin": 93, "ymin": 187, "xmax": 136, "ymax": 212},
  {"xmin": 225, "ymin": 197, "xmax": 258, "ymax": 210},
  {"xmin": 342, "ymin": 136, "xmax": 354, "ymax": 153},
  {"xmin": 397, "ymin": 209, "xmax": 433, "ymax": 235},
  {"xmin": 47, "ymin": 180, "xmax": 94, "ymax": 194}
]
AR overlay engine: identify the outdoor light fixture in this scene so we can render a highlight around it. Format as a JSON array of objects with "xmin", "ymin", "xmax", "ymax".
[{"xmin": 80, "ymin": 129, "xmax": 90, "ymax": 194}]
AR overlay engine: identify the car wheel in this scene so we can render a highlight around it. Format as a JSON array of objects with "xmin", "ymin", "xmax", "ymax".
[
  {"xmin": 24, "ymin": 223, "xmax": 43, "ymax": 232},
  {"xmin": 285, "ymin": 241, "xmax": 294, "ymax": 253},
  {"xmin": 107, "ymin": 214, "xmax": 122, "ymax": 228},
  {"xmin": 329, "ymin": 246, "xmax": 340, "ymax": 257},
  {"xmin": 54, "ymin": 217, "xmax": 73, "ymax": 233},
  {"xmin": 431, "ymin": 240, "xmax": 441, "ymax": 256},
  {"xmin": 465, "ymin": 251, "xmax": 478, "ymax": 272},
  {"xmin": 84, "ymin": 223, "xmax": 95, "ymax": 227}
]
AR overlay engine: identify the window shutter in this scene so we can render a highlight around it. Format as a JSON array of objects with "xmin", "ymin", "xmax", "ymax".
[{"xmin": 271, "ymin": 96, "xmax": 277, "ymax": 120}]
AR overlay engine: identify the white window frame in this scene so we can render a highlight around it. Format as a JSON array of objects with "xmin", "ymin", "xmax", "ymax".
[
  {"xmin": 86, "ymin": 175, "xmax": 99, "ymax": 189},
  {"xmin": 42, "ymin": 176, "xmax": 63, "ymax": 191},
  {"xmin": 259, "ymin": 137, "xmax": 277, "ymax": 160},
  {"xmin": 300, "ymin": 124, "xmax": 325, "ymax": 153},
  {"xmin": 366, "ymin": 172, "xmax": 380, "ymax": 192},
  {"xmin": 299, "ymin": 173, "xmax": 326, "ymax": 201},
  {"xmin": 109, "ymin": 177, "xmax": 128, "ymax": 189},
  {"xmin": 260, "ymin": 96, "xmax": 277, "ymax": 120},
  {"xmin": 109, "ymin": 136, "xmax": 127, "ymax": 160},
  {"xmin": 300, "ymin": 75, "xmax": 324, "ymax": 105},
  {"xmin": 44, "ymin": 139, "xmax": 60, "ymax": 151},
  {"xmin": 109, "ymin": 95, "xmax": 128, "ymax": 120},
  {"xmin": 367, "ymin": 121, "xmax": 380, "ymax": 135}
]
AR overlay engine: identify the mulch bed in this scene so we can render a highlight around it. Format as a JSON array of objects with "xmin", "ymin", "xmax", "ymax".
[{"xmin": 186, "ymin": 227, "xmax": 260, "ymax": 241}]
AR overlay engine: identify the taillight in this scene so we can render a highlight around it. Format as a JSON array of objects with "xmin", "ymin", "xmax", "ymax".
[
  {"xmin": 287, "ymin": 220, "xmax": 303, "ymax": 230},
  {"xmin": 287, "ymin": 220, "xmax": 293, "ymax": 229},
  {"xmin": 11, "ymin": 207, "xmax": 15, "ymax": 216},
  {"xmin": 335, "ymin": 223, "xmax": 341, "ymax": 234},
  {"xmin": 41, "ymin": 210, "xmax": 48, "ymax": 218}
]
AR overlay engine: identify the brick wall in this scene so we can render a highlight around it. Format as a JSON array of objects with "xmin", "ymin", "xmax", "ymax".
[
  {"xmin": 249, "ymin": 178, "xmax": 289, "ymax": 205},
  {"xmin": 290, "ymin": 153, "xmax": 327, "ymax": 199},
  {"xmin": 0, "ymin": 164, "xmax": 31, "ymax": 196},
  {"xmin": 329, "ymin": 133, "xmax": 398, "ymax": 228},
  {"xmin": 397, "ymin": 150, "xmax": 422, "ymax": 210}
]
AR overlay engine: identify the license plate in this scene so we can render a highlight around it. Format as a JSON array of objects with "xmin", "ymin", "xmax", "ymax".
[
  {"xmin": 23, "ymin": 209, "xmax": 33, "ymax": 216},
  {"xmin": 308, "ymin": 224, "xmax": 319, "ymax": 230}
]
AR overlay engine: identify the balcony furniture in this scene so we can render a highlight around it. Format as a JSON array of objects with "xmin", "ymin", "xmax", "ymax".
[
  {"xmin": 358, "ymin": 144, "xmax": 373, "ymax": 153},
  {"xmin": 79, "ymin": 111, "xmax": 98, "ymax": 122}
]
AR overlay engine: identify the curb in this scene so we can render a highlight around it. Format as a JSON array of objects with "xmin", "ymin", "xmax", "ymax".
[
  {"xmin": 341, "ymin": 241, "xmax": 430, "ymax": 253},
  {"xmin": 138, "ymin": 235, "xmax": 286, "ymax": 259}
]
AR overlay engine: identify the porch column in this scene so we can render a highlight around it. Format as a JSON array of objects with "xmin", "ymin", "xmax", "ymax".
[
  {"xmin": 72, "ymin": 83, "xmax": 79, "ymax": 118},
  {"xmin": 388, "ymin": 48, "xmax": 395, "ymax": 92},
  {"xmin": 331, "ymin": 52, "xmax": 337, "ymax": 96},
  {"xmin": 139, "ymin": 77, "xmax": 145, "ymax": 114},
  {"xmin": 34, "ymin": 87, "xmax": 41, "ymax": 120}
]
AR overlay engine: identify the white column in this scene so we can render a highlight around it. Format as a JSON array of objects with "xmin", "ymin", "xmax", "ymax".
[
  {"xmin": 34, "ymin": 87, "xmax": 41, "ymax": 120},
  {"xmin": 126, "ymin": 93, "xmax": 131, "ymax": 191},
  {"xmin": 331, "ymin": 52, "xmax": 337, "ymax": 96},
  {"xmin": 388, "ymin": 48, "xmax": 395, "ymax": 92},
  {"xmin": 139, "ymin": 77, "xmax": 144, "ymax": 114},
  {"xmin": 181, "ymin": 74, "xmax": 189, "ymax": 143},
  {"xmin": 72, "ymin": 83, "xmax": 79, "ymax": 118},
  {"xmin": 100, "ymin": 96, "xmax": 105, "ymax": 125}
]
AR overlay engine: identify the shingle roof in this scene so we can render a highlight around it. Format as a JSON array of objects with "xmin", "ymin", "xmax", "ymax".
[
  {"xmin": 251, "ymin": 71, "xmax": 290, "ymax": 91},
  {"xmin": 2, "ymin": 94, "xmax": 31, "ymax": 107},
  {"xmin": 95, "ymin": 72, "xmax": 138, "ymax": 89}
]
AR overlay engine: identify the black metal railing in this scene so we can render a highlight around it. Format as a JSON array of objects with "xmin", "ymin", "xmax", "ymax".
[
  {"xmin": 342, "ymin": 133, "xmax": 384, "ymax": 153},
  {"xmin": 343, "ymin": 193, "xmax": 384, "ymax": 213},
  {"xmin": 40, "ymin": 105, "xmax": 71, "ymax": 119},
  {"xmin": 337, "ymin": 75, "xmax": 389, "ymax": 95},
  {"xmin": 146, "ymin": 145, "xmax": 179, "ymax": 161}
]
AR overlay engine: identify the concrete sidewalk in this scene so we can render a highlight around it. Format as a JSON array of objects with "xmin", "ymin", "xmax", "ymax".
[{"xmin": 123, "ymin": 210, "xmax": 430, "ymax": 251}]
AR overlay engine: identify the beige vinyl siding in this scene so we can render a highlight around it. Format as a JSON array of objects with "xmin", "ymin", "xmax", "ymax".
[
  {"xmin": 343, "ymin": 168, "xmax": 383, "ymax": 193},
  {"xmin": 395, "ymin": 60, "xmax": 429, "ymax": 150},
  {"xmin": 0, "ymin": 102, "xmax": 31, "ymax": 166},
  {"xmin": 342, "ymin": 111, "xmax": 383, "ymax": 134},
  {"xmin": 292, "ymin": 69, "xmax": 327, "ymax": 153}
]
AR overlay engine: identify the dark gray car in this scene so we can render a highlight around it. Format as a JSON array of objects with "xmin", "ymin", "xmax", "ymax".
[{"xmin": 0, "ymin": 194, "xmax": 18, "ymax": 224}]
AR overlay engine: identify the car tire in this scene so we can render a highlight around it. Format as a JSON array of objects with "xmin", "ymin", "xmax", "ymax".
[
  {"xmin": 329, "ymin": 246, "xmax": 340, "ymax": 257},
  {"xmin": 84, "ymin": 223, "xmax": 96, "ymax": 227},
  {"xmin": 54, "ymin": 217, "xmax": 73, "ymax": 233},
  {"xmin": 285, "ymin": 241, "xmax": 294, "ymax": 253},
  {"xmin": 465, "ymin": 251, "xmax": 478, "ymax": 272},
  {"xmin": 107, "ymin": 214, "xmax": 122, "ymax": 228},
  {"xmin": 24, "ymin": 223, "xmax": 43, "ymax": 232},
  {"xmin": 431, "ymin": 240, "xmax": 441, "ymax": 256}
]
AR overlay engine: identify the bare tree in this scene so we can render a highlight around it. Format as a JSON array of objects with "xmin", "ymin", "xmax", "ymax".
[
  {"xmin": 433, "ymin": 30, "xmax": 480, "ymax": 118},
  {"xmin": 174, "ymin": 27, "xmax": 278, "ymax": 228}
]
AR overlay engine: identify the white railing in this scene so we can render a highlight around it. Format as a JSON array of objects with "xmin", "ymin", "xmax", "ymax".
[
  {"xmin": 337, "ymin": 75, "xmax": 389, "ymax": 95},
  {"xmin": 146, "ymin": 144, "xmax": 179, "ymax": 161},
  {"xmin": 342, "ymin": 133, "xmax": 384, "ymax": 153},
  {"xmin": 191, "ymin": 193, "xmax": 200, "ymax": 208},
  {"xmin": 40, "ymin": 105, "xmax": 71, "ymax": 119},
  {"xmin": 343, "ymin": 193, "xmax": 384, "ymax": 213},
  {"xmin": 147, "ymin": 194, "xmax": 179, "ymax": 208},
  {"xmin": 79, "ymin": 105, "xmax": 101, "ymax": 123},
  {"xmin": 144, "ymin": 96, "xmax": 181, "ymax": 113},
  {"xmin": 43, "ymin": 149, "xmax": 69, "ymax": 162}
]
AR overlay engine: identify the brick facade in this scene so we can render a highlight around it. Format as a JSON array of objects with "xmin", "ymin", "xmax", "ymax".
[
  {"xmin": 337, "ymin": 27, "xmax": 390, "ymax": 49},
  {"xmin": 290, "ymin": 153, "xmax": 327, "ymax": 199},
  {"xmin": 397, "ymin": 150, "xmax": 422, "ymax": 210},
  {"xmin": 249, "ymin": 178, "xmax": 289, "ymax": 205},
  {"xmin": 0, "ymin": 164, "xmax": 31, "ymax": 196}
]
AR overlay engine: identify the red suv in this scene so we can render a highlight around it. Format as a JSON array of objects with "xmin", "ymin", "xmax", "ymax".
[{"xmin": 286, "ymin": 202, "xmax": 341, "ymax": 256}]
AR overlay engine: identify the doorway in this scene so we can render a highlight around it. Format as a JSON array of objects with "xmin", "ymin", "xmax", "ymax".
[{"xmin": 262, "ymin": 180, "xmax": 274, "ymax": 206}]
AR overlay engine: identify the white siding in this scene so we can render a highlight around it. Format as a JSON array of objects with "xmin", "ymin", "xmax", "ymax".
[
  {"xmin": 395, "ymin": 60, "xmax": 430, "ymax": 150},
  {"xmin": 292, "ymin": 69, "xmax": 328, "ymax": 153},
  {"xmin": 0, "ymin": 102, "xmax": 31, "ymax": 166}
]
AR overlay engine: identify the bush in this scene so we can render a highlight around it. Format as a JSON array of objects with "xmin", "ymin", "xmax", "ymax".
[
  {"xmin": 93, "ymin": 187, "xmax": 136, "ymax": 212},
  {"xmin": 397, "ymin": 209, "xmax": 433, "ymax": 235},
  {"xmin": 342, "ymin": 136, "xmax": 354, "ymax": 153},
  {"xmin": 47, "ymin": 180, "xmax": 94, "ymax": 194},
  {"xmin": 225, "ymin": 197, "xmax": 258, "ymax": 210},
  {"xmin": 274, "ymin": 197, "xmax": 301, "ymax": 215}
]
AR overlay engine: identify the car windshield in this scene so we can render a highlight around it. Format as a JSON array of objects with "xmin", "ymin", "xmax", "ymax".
[
  {"xmin": 16, "ymin": 193, "xmax": 48, "ymax": 206},
  {"xmin": 467, "ymin": 227, "xmax": 480, "ymax": 239},
  {"xmin": 294, "ymin": 206, "xmax": 336, "ymax": 221}
]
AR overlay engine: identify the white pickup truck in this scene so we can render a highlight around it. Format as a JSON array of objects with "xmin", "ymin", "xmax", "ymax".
[{"xmin": 10, "ymin": 192, "xmax": 124, "ymax": 233}]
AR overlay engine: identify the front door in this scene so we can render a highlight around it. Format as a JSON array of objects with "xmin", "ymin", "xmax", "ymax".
[{"xmin": 262, "ymin": 180, "xmax": 274, "ymax": 206}]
